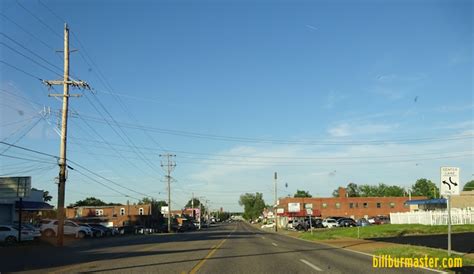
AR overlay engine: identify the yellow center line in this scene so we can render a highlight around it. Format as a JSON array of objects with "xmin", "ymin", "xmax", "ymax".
[{"xmin": 188, "ymin": 226, "xmax": 236, "ymax": 274}]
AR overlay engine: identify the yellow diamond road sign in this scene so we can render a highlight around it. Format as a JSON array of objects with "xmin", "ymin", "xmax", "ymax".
[{"xmin": 440, "ymin": 167, "xmax": 460, "ymax": 196}]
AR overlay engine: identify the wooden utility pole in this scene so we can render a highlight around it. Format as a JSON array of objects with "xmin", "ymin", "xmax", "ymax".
[
  {"xmin": 43, "ymin": 24, "xmax": 89, "ymax": 246},
  {"xmin": 160, "ymin": 154, "xmax": 176, "ymax": 233}
]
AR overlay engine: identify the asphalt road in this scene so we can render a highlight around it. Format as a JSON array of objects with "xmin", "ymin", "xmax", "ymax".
[{"xmin": 0, "ymin": 222, "xmax": 442, "ymax": 273}]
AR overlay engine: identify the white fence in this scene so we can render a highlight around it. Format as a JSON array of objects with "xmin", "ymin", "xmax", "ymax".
[{"xmin": 390, "ymin": 209, "xmax": 474, "ymax": 225}]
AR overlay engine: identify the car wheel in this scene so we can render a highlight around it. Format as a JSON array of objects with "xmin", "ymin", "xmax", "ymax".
[
  {"xmin": 43, "ymin": 229, "xmax": 54, "ymax": 238},
  {"xmin": 5, "ymin": 236, "xmax": 17, "ymax": 245},
  {"xmin": 77, "ymin": 231, "xmax": 86, "ymax": 239}
]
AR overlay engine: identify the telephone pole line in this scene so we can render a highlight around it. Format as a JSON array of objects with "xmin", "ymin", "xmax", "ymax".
[
  {"xmin": 160, "ymin": 153, "xmax": 176, "ymax": 233},
  {"xmin": 43, "ymin": 23, "xmax": 89, "ymax": 246}
]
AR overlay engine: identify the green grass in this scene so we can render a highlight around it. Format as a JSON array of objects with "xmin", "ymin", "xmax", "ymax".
[
  {"xmin": 373, "ymin": 246, "xmax": 474, "ymax": 270},
  {"xmin": 299, "ymin": 224, "xmax": 474, "ymax": 240}
]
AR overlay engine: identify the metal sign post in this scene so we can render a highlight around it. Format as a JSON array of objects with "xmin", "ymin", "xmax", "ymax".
[{"xmin": 440, "ymin": 167, "xmax": 460, "ymax": 257}]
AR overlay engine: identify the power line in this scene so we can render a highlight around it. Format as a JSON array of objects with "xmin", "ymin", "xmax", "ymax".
[
  {"xmin": 0, "ymin": 41, "xmax": 63, "ymax": 77},
  {"xmin": 15, "ymin": 0, "xmax": 63, "ymax": 40},
  {"xmin": 0, "ymin": 32, "xmax": 64, "ymax": 73},
  {"xmin": 0, "ymin": 60, "xmax": 44, "ymax": 81},
  {"xmin": 0, "ymin": 13, "xmax": 57, "ymax": 51},
  {"xmin": 69, "ymin": 111, "xmax": 474, "ymax": 146},
  {"xmin": 0, "ymin": 141, "xmax": 155, "ymax": 199}
]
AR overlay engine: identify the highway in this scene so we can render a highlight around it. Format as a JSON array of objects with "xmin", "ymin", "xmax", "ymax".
[{"xmin": 1, "ymin": 222, "xmax": 439, "ymax": 273}]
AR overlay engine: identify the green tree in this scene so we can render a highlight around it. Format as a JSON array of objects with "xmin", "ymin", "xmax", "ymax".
[
  {"xmin": 346, "ymin": 183, "xmax": 360, "ymax": 197},
  {"xmin": 411, "ymin": 178, "xmax": 439, "ymax": 199},
  {"xmin": 463, "ymin": 180, "xmax": 474, "ymax": 191},
  {"xmin": 138, "ymin": 198, "xmax": 167, "ymax": 216},
  {"xmin": 238, "ymin": 192, "xmax": 266, "ymax": 221},
  {"xmin": 42, "ymin": 191, "xmax": 52, "ymax": 202},
  {"xmin": 72, "ymin": 197, "xmax": 107, "ymax": 207},
  {"xmin": 294, "ymin": 190, "xmax": 312, "ymax": 198}
]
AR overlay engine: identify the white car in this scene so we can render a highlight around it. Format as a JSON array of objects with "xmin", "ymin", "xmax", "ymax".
[
  {"xmin": 0, "ymin": 225, "xmax": 34, "ymax": 244},
  {"xmin": 322, "ymin": 218, "xmax": 339, "ymax": 228},
  {"xmin": 40, "ymin": 219, "xmax": 93, "ymax": 238}
]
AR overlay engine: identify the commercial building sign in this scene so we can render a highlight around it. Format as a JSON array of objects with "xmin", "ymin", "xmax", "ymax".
[
  {"xmin": 288, "ymin": 202, "xmax": 300, "ymax": 213},
  {"xmin": 0, "ymin": 177, "xmax": 31, "ymax": 198}
]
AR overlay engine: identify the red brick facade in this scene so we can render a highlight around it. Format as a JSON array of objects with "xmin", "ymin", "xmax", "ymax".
[
  {"xmin": 65, "ymin": 204, "xmax": 152, "ymax": 227},
  {"xmin": 277, "ymin": 188, "xmax": 426, "ymax": 219}
]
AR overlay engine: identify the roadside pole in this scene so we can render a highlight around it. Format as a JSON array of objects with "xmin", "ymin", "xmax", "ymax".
[
  {"xmin": 274, "ymin": 172, "xmax": 278, "ymax": 232},
  {"xmin": 309, "ymin": 213, "xmax": 313, "ymax": 235},
  {"xmin": 447, "ymin": 194, "xmax": 451, "ymax": 256},
  {"xmin": 440, "ymin": 167, "xmax": 460, "ymax": 258}
]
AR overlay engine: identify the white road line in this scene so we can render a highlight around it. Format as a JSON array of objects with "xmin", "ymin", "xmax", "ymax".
[
  {"xmin": 261, "ymin": 236, "xmax": 266, "ymax": 239},
  {"xmin": 300, "ymin": 259, "xmax": 322, "ymax": 272},
  {"xmin": 272, "ymin": 242, "xmax": 278, "ymax": 246}
]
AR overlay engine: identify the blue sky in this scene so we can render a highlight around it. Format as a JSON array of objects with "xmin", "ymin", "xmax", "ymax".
[{"xmin": 1, "ymin": 0, "xmax": 472, "ymax": 212}]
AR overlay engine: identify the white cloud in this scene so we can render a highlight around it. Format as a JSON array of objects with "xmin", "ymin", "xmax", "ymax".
[{"xmin": 327, "ymin": 122, "xmax": 397, "ymax": 137}]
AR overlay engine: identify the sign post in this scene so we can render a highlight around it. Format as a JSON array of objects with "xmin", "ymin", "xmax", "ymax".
[
  {"xmin": 440, "ymin": 167, "xmax": 460, "ymax": 257},
  {"xmin": 305, "ymin": 204, "xmax": 313, "ymax": 235}
]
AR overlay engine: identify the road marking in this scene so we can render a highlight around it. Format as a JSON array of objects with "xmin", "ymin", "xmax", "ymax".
[
  {"xmin": 300, "ymin": 259, "xmax": 322, "ymax": 272},
  {"xmin": 272, "ymin": 242, "xmax": 278, "ymax": 247},
  {"xmin": 261, "ymin": 236, "xmax": 266, "ymax": 239},
  {"xmin": 189, "ymin": 227, "xmax": 236, "ymax": 274}
]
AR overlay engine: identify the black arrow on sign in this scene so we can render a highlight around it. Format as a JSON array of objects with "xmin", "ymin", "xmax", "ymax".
[
  {"xmin": 442, "ymin": 180, "xmax": 451, "ymax": 190},
  {"xmin": 449, "ymin": 177, "xmax": 458, "ymax": 186}
]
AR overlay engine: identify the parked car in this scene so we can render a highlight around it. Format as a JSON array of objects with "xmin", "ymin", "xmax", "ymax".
[
  {"xmin": 40, "ymin": 219, "xmax": 93, "ymax": 238},
  {"xmin": 79, "ymin": 223, "xmax": 104, "ymax": 237},
  {"xmin": 0, "ymin": 225, "xmax": 34, "ymax": 244},
  {"xmin": 356, "ymin": 218, "xmax": 371, "ymax": 227},
  {"xmin": 337, "ymin": 218, "xmax": 357, "ymax": 227},
  {"xmin": 368, "ymin": 216, "xmax": 390, "ymax": 225},
  {"xmin": 261, "ymin": 223, "xmax": 275, "ymax": 229},
  {"xmin": 13, "ymin": 223, "xmax": 41, "ymax": 238},
  {"xmin": 322, "ymin": 218, "xmax": 339, "ymax": 228},
  {"xmin": 305, "ymin": 218, "xmax": 324, "ymax": 228},
  {"xmin": 87, "ymin": 223, "xmax": 118, "ymax": 236}
]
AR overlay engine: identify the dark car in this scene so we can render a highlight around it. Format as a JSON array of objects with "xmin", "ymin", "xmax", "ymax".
[
  {"xmin": 304, "ymin": 218, "xmax": 324, "ymax": 228},
  {"xmin": 87, "ymin": 223, "xmax": 116, "ymax": 236},
  {"xmin": 327, "ymin": 216, "xmax": 346, "ymax": 221},
  {"xmin": 337, "ymin": 218, "xmax": 357, "ymax": 227},
  {"xmin": 78, "ymin": 223, "xmax": 103, "ymax": 237}
]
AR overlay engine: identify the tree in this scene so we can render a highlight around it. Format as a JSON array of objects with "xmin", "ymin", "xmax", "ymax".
[
  {"xmin": 71, "ymin": 197, "xmax": 107, "ymax": 207},
  {"xmin": 333, "ymin": 183, "xmax": 405, "ymax": 197},
  {"xmin": 346, "ymin": 183, "xmax": 360, "ymax": 197},
  {"xmin": 42, "ymin": 191, "xmax": 52, "ymax": 202},
  {"xmin": 294, "ymin": 190, "xmax": 312, "ymax": 198},
  {"xmin": 463, "ymin": 180, "xmax": 474, "ymax": 191},
  {"xmin": 137, "ymin": 198, "xmax": 166, "ymax": 218},
  {"xmin": 411, "ymin": 178, "xmax": 439, "ymax": 199},
  {"xmin": 238, "ymin": 192, "xmax": 266, "ymax": 221}
]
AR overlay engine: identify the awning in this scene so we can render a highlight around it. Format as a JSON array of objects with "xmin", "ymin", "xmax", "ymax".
[
  {"xmin": 15, "ymin": 201, "xmax": 54, "ymax": 211},
  {"xmin": 404, "ymin": 198, "xmax": 447, "ymax": 205}
]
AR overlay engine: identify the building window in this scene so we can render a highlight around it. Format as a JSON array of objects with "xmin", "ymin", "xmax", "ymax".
[
  {"xmin": 355, "ymin": 203, "xmax": 358, "ymax": 208},
  {"xmin": 349, "ymin": 203, "xmax": 354, "ymax": 208},
  {"xmin": 120, "ymin": 208, "xmax": 125, "ymax": 216},
  {"xmin": 322, "ymin": 203, "xmax": 327, "ymax": 208},
  {"xmin": 335, "ymin": 202, "xmax": 341, "ymax": 209},
  {"xmin": 363, "ymin": 202, "xmax": 368, "ymax": 208},
  {"xmin": 376, "ymin": 202, "xmax": 381, "ymax": 208},
  {"xmin": 95, "ymin": 209, "xmax": 103, "ymax": 216},
  {"xmin": 389, "ymin": 202, "xmax": 395, "ymax": 208},
  {"xmin": 139, "ymin": 208, "xmax": 144, "ymax": 215}
]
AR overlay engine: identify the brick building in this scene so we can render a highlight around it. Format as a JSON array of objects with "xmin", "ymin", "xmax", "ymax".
[
  {"xmin": 277, "ymin": 187, "xmax": 426, "ymax": 220},
  {"xmin": 65, "ymin": 204, "xmax": 153, "ymax": 227}
]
